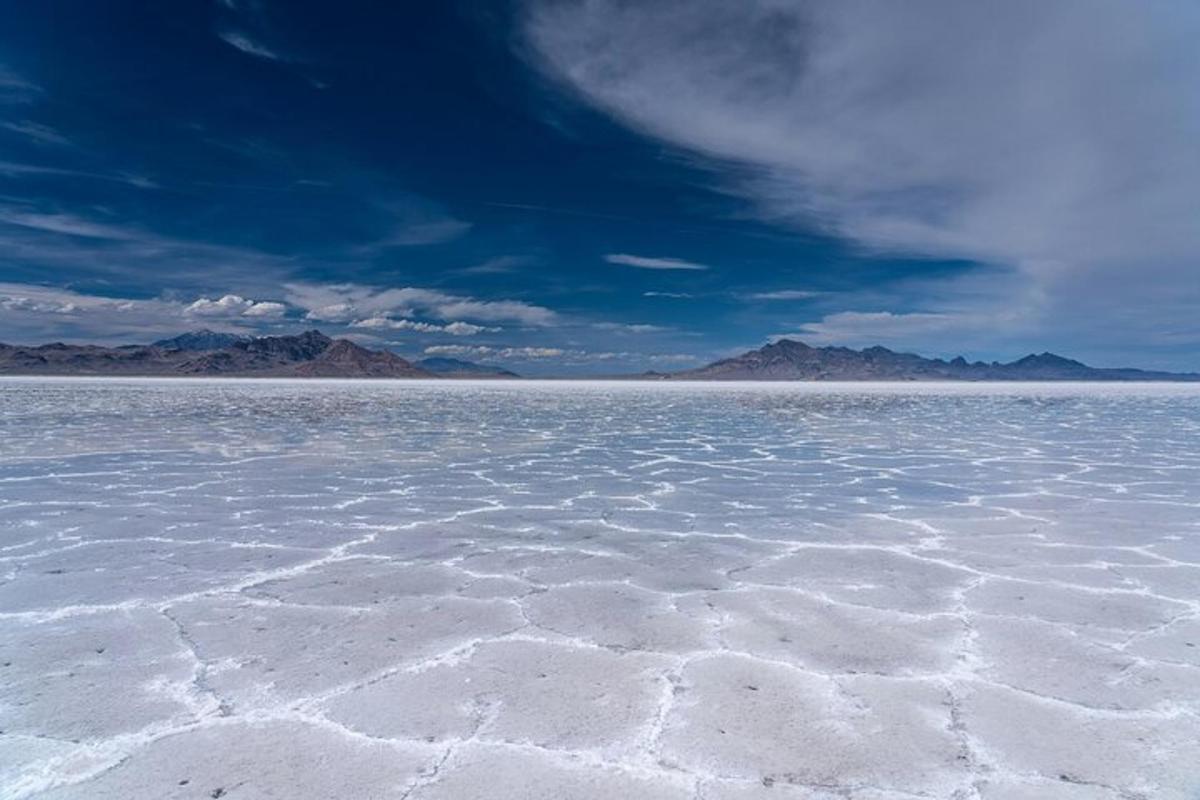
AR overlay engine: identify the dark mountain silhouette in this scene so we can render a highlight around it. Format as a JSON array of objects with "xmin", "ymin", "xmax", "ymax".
[
  {"xmin": 0, "ymin": 330, "xmax": 433, "ymax": 378},
  {"xmin": 290, "ymin": 339, "xmax": 430, "ymax": 377},
  {"xmin": 175, "ymin": 330, "xmax": 339, "ymax": 374},
  {"xmin": 152, "ymin": 329, "xmax": 250, "ymax": 351},
  {"xmin": 415, "ymin": 357, "xmax": 519, "ymax": 378},
  {"xmin": 672, "ymin": 339, "xmax": 1200, "ymax": 381}
]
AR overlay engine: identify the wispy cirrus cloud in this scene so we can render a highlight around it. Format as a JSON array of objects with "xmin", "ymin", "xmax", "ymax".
[
  {"xmin": 369, "ymin": 218, "xmax": 472, "ymax": 248},
  {"xmin": 0, "ymin": 65, "xmax": 41, "ymax": 103},
  {"xmin": 0, "ymin": 120, "xmax": 71, "ymax": 146},
  {"xmin": 217, "ymin": 30, "xmax": 283, "ymax": 61},
  {"xmin": 348, "ymin": 195, "xmax": 473, "ymax": 251},
  {"xmin": 459, "ymin": 255, "xmax": 535, "ymax": 275},
  {"xmin": 0, "ymin": 204, "xmax": 292, "ymax": 289},
  {"xmin": 0, "ymin": 160, "xmax": 156, "ymax": 188},
  {"xmin": 593, "ymin": 321, "xmax": 670, "ymax": 334},
  {"xmin": 605, "ymin": 253, "xmax": 708, "ymax": 271},
  {"xmin": 744, "ymin": 290, "xmax": 820, "ymax": 301},
  {"xmin": 0, "ymin": 209, "xmax": 143, "ymax": 240}
]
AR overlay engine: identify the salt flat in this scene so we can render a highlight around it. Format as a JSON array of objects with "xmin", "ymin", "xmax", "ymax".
[{"xmin": 1, "ymin": 378, "xmax": 1198, "ymax": 800}]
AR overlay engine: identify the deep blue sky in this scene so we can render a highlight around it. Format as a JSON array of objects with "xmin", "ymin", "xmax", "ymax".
[{"xmin": 2, "ymin": 1, "xmax": 1197, "ymax": 373}]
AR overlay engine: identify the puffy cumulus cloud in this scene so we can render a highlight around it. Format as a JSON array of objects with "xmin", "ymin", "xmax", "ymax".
[
  {"xmin": 443, "ymin": 321, "xmax": 494, "ymax": 336},
  {"xmin": 242, "ymin": 301, "xmax": 287, "ymax": 318},
  {"xmin": 351, "ymin": 317, "xmax": 496, "ymax": 335},
  {"xmin": 285, "ymin": 282, "xmax": 559, "ymax": 327},
  {"xmin": 0, "ymin": 292, "xmax": 79, "ymax": 316},
  {"xmin": 185, "ymin": 294, "xmax": 287, "ymax": 319},
  {"xmin": 605, "ymin": 253, "xmax": 708, "ymax": 271},
  {"xmin": 526, "ymin": 0, "xmax": 1200, "ymax": 354}
]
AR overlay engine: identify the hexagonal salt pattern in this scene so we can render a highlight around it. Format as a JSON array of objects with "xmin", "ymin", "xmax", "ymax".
[{"xmin": 1, "ymin": 379, "xmax": 1198, "ymax": 799}]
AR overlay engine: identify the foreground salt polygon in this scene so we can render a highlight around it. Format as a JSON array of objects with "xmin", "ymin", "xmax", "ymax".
[{"xmin": 1, "ymin": 379, "xmax": 1198, "ymax": 799}]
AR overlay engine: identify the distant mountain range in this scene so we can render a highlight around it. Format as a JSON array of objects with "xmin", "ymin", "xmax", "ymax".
[
  {"xmin": 671, "ymin": 339, "xmax": 1200, "ymax": 381},
  {"xmin": 153, "ymin": 330, "xmax": 251, "ymax": 351},
  {"xmin": 1, "ymin": 330, "xmax": 1196, "ymax": 380},
  {"xmin": 0, "ymin": 330, "xmax": 432, "ymax": 378}
]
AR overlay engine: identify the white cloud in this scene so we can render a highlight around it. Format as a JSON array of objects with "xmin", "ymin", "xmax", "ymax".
[
  {"xmin": 423, "ymin": 343, "xmax": 700, "ymax": 365},
  {"xmin": 0, "ymin": 161, "xmax": 155, "ymax": 188},
  {"xmin": 593, "ymin": 321, "xmax": 670, "ymax": 333},
  {"xmin": 186, "ymin": 295, "xmax": 252, "ymax": 316},
  {"xmin": 605, "ymin": 253, "xmax": 708, "ymax": 271},
  {"xmin": 746, "ymin": 290, "xmax": 820, "ymax": 301},
  {"xmin": 0, "ymin": 283, "xmax": 280, "ymax": 343},
  {"xmin": 186, "ymin": 294, "xmax": 287, "ymax": 319},
  {"xmin": 217, "ymin": 31, "xmax": 282, "ymax": 61},
  {"xmin": 353, "ymin": 316, "xmax": 429, "ymax": 331},
  {"xmin": 0, "ymin": 121, "xmax": 71, "ymax": 146},
  {"xmin": 0, "ymin": 65, "xmax": 41, "ymax": 103},
  {"xmin": 774, "ymin": 304, "xmax": 1034, "ymax": 354},
  {"xmin": 787, "ymin": 312, "xmax": 959, "ymax": 344},
  {"xmin": 527, "ymin": 0, "xmax": 1200, "ymax": 352},
  {"xmin": 0, "ymin": 204, "xmax": 290, "ymax": 288},
  {"xmin": 304, "ymin": 303, "xmax": 357, "ymax": 323},
  {"xmin": 0, "ymin": 209, "xmax": 142, "ymax": 240},
  {"xmin": 460, "ymin": 255, "xmax": 532, "ymax": 275},
  {"xmin": 378, "ymin": 218, "xmax": 472, "ymax": 246},
  {"xmin": 352, "ymin": 198, "xmax": 473, "ymax": 251},
  {"xmin": 424, "ymin": 344, "xmax": 566, "ymax": 359},
  {"xmin": 286, "ymin": 282, "xmax": 559, "ymax": 327},
  {"xmin": 434, "ymin": 299, "xmax": 556, "ymax": 326},
  {"xmin": 241, "ymin": 301, "xmax": 287, "ymax": 318},
  {"xmin": 643, "ymin": 291, "xmax": 692, "ymax": 298},
  {"xmin": 351, "ymin": 317, "xmax": 496, "ymax": 335},
  {"xmin": 443, "ymin": 321, "xmax": 492, "ymax": 335}
]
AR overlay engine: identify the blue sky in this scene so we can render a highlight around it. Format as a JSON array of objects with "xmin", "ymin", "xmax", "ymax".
[{"xmin": 1, "ymin": 1, "xmax": 1198, "ymax": 374}]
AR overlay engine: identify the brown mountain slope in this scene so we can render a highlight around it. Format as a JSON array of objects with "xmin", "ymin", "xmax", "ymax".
[
  {"xmin": 0, "ymin": 330, "xmax": 434, "ymax": 378},
  {"xmin": 672, "ymin": 339, "xmax": 1200, "ymax": 381},
  {"xmin": 287, "ymin": 339, "xmax": 430, "ymax": 377}
]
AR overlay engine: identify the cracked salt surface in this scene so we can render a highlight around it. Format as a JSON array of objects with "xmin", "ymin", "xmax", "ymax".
[{"xmin": 1, "ymin": 378, "xmax": 1198, "ymax": 799}]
